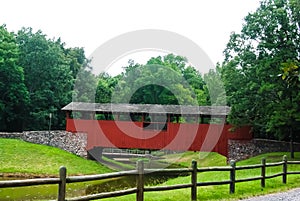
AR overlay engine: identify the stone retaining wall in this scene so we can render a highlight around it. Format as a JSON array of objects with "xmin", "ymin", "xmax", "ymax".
[
  {"xmin": 0, "ymin": 131, "xmax": 87, "ymax": 157},
  {"xmin": 228, "ymin": 138, "xmax": 300, "ymax": 162}
]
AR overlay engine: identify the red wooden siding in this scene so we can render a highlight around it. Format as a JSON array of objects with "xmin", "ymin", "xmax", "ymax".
[{"xmin": 66, "ymin": 118, "xmax": 252, "ymax": 157}]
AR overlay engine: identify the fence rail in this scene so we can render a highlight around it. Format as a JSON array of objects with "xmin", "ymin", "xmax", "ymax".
[{"xmin": 0, "ymin": 155, "xmax": 300, "ymax": 201}]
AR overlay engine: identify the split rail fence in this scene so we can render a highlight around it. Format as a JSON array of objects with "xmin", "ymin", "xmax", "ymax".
[{"xmin": 0, "ymin": 155, "xmax": 300, "ymax": 201}]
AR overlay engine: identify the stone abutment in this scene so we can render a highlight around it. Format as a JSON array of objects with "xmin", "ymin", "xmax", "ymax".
[{"xmin": 0, "ymin": 131, "xmax": 87, "ymax": 157}]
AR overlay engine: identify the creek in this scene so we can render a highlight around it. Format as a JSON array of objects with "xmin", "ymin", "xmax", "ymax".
[{"xmin": 0, "ymin": 171, "xmax": 187, "ymax": 201}]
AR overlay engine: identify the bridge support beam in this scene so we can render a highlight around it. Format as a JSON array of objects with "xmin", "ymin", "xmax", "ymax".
[{"xmin": 87, "ymin": 147, "xmax": 103, "ymax": 162}]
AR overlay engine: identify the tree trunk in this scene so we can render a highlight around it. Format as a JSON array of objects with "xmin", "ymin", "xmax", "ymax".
[{"xmin": 290, "ymin": 127, "xmax": 294, "ymax": 159}]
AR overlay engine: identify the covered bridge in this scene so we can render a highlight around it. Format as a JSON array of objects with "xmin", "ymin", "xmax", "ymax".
[{"xmin": 62, "ymin": 102, "xmax": 252, "ymax": 158}]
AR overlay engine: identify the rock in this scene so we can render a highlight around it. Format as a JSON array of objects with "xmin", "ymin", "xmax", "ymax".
[
  {"xmin": 228, "ymin": 139, "xmax": 300, "ymax": 162},
  {"xmin": 0, "ymin": 131, "xmax": 87, "ymax": 157}
]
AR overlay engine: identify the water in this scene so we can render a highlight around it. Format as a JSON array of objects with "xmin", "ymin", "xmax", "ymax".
[
  {"xmin": 0, "ymin": 172, "xmax": 186, "ymax": 201},
  {"xmin": 0, "ymin": 178, "xmax": 87, "ymax": 201}
]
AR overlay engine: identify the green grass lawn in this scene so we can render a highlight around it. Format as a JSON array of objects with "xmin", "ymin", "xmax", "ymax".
[
  {"xmin": 0, "ymin": 138, "xmax": 111, "ymax": 176},
  {"xmin": 0, "ymin": 138, "xmax": 299, "ymax": 201},
  {"xmin": 161, "ymin": 151, "xmax": 227, "ymax": 167},
  {"xmin": 101, "ymin": 152, "xmax": 300, "ymax": 201}
]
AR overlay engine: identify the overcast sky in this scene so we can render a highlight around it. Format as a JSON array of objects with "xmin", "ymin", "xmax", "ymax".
[{"xmin": 1, "ymin": 0, "xmax": 261, "ymax": 75}]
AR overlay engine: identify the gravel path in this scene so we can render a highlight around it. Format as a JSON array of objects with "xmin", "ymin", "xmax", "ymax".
[{"xmin": 241, "ymin": 188, "xmax": 300, "ymax": 201}]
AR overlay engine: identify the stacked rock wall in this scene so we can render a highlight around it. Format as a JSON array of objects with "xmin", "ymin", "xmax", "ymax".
[
  {"xmin": 0, "ymin": 131, "xmax": 87, "ymax": 157},
  {"xmin": 228, "ymin": 138, "xmax": 300, "ymax": 162}
]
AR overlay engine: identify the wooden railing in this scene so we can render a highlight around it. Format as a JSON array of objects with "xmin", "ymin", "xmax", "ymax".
[{"xmin": 0, "ymin": 155, "xmax": 300, "ymax": 201}]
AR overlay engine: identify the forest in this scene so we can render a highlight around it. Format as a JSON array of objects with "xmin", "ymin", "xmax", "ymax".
[{"xmin": 0, "ymin": 0, "xmax": 299, "ymax": 142}]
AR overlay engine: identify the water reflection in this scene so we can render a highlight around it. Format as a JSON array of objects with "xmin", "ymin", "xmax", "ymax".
[
  {"xmin": 0, "ymin": 177, "xmax": 90, "ymax": 201},
  {"xmin": 85, "ymin": 173, "xmax": 183, "ymax": 195},
  {"xmin": 0, "ymin": 171, "xmax": 187, "ymax": 200}
]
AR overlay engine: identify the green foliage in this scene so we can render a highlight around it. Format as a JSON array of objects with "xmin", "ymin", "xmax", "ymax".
[
  {"xmin": 16, "ymin": 28, "xmax": 87, "ymax": 130},
  {"xmin": 183, "ymin": 66, "xmax": 208, "ymax": 105},
  {"xmin": 204, "ymin": 68, "xmax": 226, "ymax": 105},
  {"xmin": 0, "ymin": 25, "xmax": 92, "ymax": 131},
  {"xmin": 106, "ymin": 54, "xmax": 208, "ymax": 106},
  {"xmin": 0, "ymin": 25, "xmax": 29, "ymax": 131},
  {"xmin": 95, "ymin": 72, "xmax": 120, "ymax": 103},
  {"xmin": 2, "ymin": 26, "xmax": 213, "ymax": 130},
  {"xmin": 0, "ymin": 24, "xmax": 214, "ymax": 131},
  {"xmin": 280, "ymin": 60, "xmax": 300, "ymax": 87},
  {"xmin": 221, "ymin": 0, "xmax": 300, "ymax": 140},
  {"xmin": 72, "ymin": 66, "xmax": 98, "ymax": 102}
]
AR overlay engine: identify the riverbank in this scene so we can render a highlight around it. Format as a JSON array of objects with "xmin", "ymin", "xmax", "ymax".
[
  {"xmin": 0, "ymin": 138, "xmax": 111, "ymax": 177},
  {"xmin": 0, "ymin": 138, "xmax": 226, "ymax": 177},
  {"xmin": 0, "ymin": 172, "xmax": 54, "ymax": 179}
]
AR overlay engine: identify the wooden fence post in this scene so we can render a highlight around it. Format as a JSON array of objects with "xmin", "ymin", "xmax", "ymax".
[
  {"xmin": 282, "ymin": 155, "xmax": 287, "ymax": 184},
  {"xmin": 136, "ymin": 160, "xmax": 144, "ymax": 201},
  {"xmin": 191, "ymin": 160, "xmax": 197, "ymax": 201},
  {"xmin": 58, "ymin": 166, "xmax": 67, "ymax": 201},
  {"xmin": 261, "ymin": 158, "xmax": 266, "ymax": 188},
  {"xmin": 229, "ymin": 160, "xmax": 236, "ymax": 194}
]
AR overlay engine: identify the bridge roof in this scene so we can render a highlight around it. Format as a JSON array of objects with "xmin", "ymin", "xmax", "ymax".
[{"xmin": 62, "ymin": 102, "xmax": 230, "ymax": 116}]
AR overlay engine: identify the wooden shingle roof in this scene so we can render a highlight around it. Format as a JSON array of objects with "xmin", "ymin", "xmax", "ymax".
[{"xmin": 62, "ymin": 102, "xmax": 230, "ymax": 116}]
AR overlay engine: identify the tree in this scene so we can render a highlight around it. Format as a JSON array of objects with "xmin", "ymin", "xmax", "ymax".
[
  {"xmin": 203, "ymin": 67, "xmax": 226, "ymax": 106},
  {"xmin": 183, "ymin": 66, "xmax": 208, "ymax": 105},
  {"xmin": 279, "ymin": 60, "xmax": 300, "ymax": 157},
  {"xmin": 0, "ymin": 25, "xmax": 29, "ymax": 131},
  {"xmin": 221, "ymin": 0, "xmax": 300, "ymax": 142},
  {"xmin": 64, "ymin": 47, "xmax": 88, "ymax": 79},
  {"xmin": 95, "ymin": 72, "xmax": 119, "ymax": 103},
  {"xmin": 16, "ymin": 28, "xmax": 78, "ymax": 130},
  {"xmin": 109, "ymin": 54, "xmax": 207, "ymax": 106},
  {"xmin": 72, "ymin": 64, "xmax": 98, "ymax": 103}
]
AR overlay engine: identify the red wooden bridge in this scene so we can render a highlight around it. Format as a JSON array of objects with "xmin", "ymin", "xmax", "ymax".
[{"xmin": 62, "ymin": 102, "xmax": 252, "ymax": 158}]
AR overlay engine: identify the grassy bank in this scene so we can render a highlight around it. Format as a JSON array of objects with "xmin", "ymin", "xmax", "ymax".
[
  {"xmin": 0, "ymin": 138, "xmax": 111, "ymax": 177},
  {"xmin": 1, "ymin": 138, "xmax": 300, "ymax": 200},
  {"xmin": 161, "ymin": 151, "xmax": 227, "ymax": 167},
  {"xmin": 102, "ymin": 152, "xmax": 300, "ymax": 201}
]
